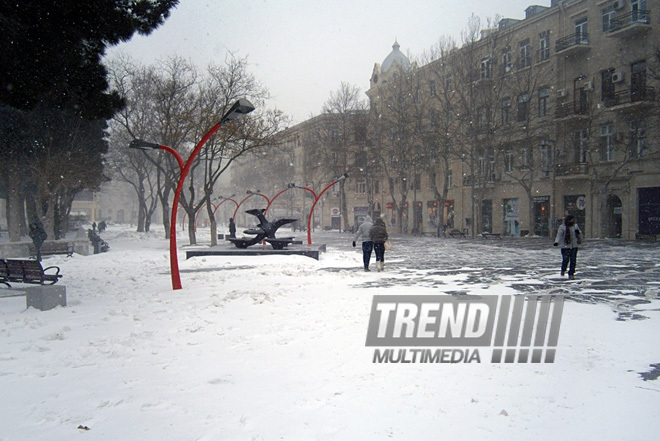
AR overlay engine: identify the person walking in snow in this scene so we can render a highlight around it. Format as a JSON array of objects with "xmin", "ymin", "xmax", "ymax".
[
  {"xmin": 554, "ymin": 214, "xmax": 582, "ymax": 279},
  {"xmin": 352, "ymin": 215, "xmax": 374, "ymax": 271},
  {"xmin": 370, "ymin": 217, "xmax": 389, "ymax": 272},
  {"xmin": 228, "ymin": 218, "xmax": 236, "ymax": 238},
  {"xmin": 28, "ymin": 220, "xmax": 48, "ymax": 262}
]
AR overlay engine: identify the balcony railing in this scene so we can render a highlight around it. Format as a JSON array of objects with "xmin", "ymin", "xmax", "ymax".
[
  {"xmin": 603, "ymin": 87, "xmax": 656, "ymax": 108},
  {"xmin": 607, "ymin": 10, "xmax": 651, "ymax": 35},
  {"xmin": 555, "ymin": 33, "xmax": 590, "ymax": 53},
  {"xmin": 554, "ymin": 101, "xmax": 589, "ymax": 119},
  {"xmin": 557, "ymin": 162, "xmax": 588, "ymax": 176}
]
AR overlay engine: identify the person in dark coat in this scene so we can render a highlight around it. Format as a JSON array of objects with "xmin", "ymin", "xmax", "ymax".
[
  {"xmin": 28, "ymin": 220, "xmax": 48, "ymax": 261},
  {"xmin": 554, "ymin": 215, "xmax": 582, "ymax": 279},
  {"xmin": 370, "ymin": 217, "xmax": 389, "ymax": 272},
  {"xmin": 228, "ymin": 218, "xmax": 236, "ymax": 238},
  {"xmin": 352, "ymin": 215, "xmax": 373, "ymax": 271}
]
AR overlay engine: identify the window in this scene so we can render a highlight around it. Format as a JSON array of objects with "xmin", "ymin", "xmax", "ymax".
[
  {"xmin": 447, "ymin": 169, "xmax": 453, "ymax": 187},
  {"xmin": 501, "ymin": 97, "xmax": 511, "ymax": 124},
  {"xmin": 502, "ymin": 46, "xmax": 512, "ymax": 73},
  {"xmin": 480, "ymin": 57, "xmax": 491, "ymax": 79},
  {"xmin": 521, "ymin": 146, "xmax": 530, "ymax": 168},
  {"xmin": 429, "ymin": 80, "xmax": 436, "ymax": 96},
  {"xmin": 602, "ymin": 6, "xmax": 616, "ymax": 32},
  {"xmin": 429, "ymin": 110, "xmax": 438, "ymax": 130},
  {"xmin": 575, "ymin": 18, "xmax": 588, "ymax": 44},
  {"xmin": 478, "ymin": 107, "xmax": 489, "ymax": 130},
  {"xmin": 518, "ymin": 93, "xmax": 530, "ymax": 122},
  {"xmin": 356, "ymin": 180, "xmax": 367, "ymax": 194},
  {"xmin": 374, "ymin": 179, "xmax": 380, "ymax": 194},
  {"xmin": 600, "ymin": 124, "xmax": 615, "ymax": 161},
  {"xmin": 444, "ymin": 74, "xmax": 453, "ymax": 91},
  {"xmin": 631, "ymin": 0, "xmax": 649, "ymax": 23},
  {"xmin": 355, "ymin": 151, "xmax": 367, "ymax": 167},
  {"xmin": 538, "ymin": 87, "xmax": 550, "ymax": 117},
  {"xmin": 630, "ymin": 120, "xmax": 646, "ymax": 157},
  {"xmin": 539, "ymin": 31, "xmax": 550, "ymax": 61},
  {"xmin": 414, "ymin": 174, "xmax": 421, "ymax": 191},
  {"xmin": 573, "ymin": 130, "xmax": 588, "ymax": 163},
  {"xmin": 601, "ymin": 68, "xmax": 616, "ymax": 105},
  {"xmin": 631, "ymin": 60, "xmax": 648, "ymax": 102},
  {"xmin": 519, "ymin": 39, "xmax": 531, "ymax": 69},
  {"xmin": 504, "ymin": 148, "xmax": 514, "ymax": 172},
  {"xmin": 540, "ymin": 141, "xmax": 552, "ymax": 172}
]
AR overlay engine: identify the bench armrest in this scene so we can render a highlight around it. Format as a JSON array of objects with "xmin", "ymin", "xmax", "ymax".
[{"xmin": 42, "ymin": 266, "xmax": 62, "ymax": 278}]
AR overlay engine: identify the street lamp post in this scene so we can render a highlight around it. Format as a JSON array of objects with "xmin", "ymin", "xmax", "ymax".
[
  {"xmin": 291, "ymin": 174, "xmax": 349, "ymax": 245},
  {"xmin": 129, "ymin": 99, "xmax": 255, "ymax": 290},
  {"xmin": 264, "ymin": 184, "xmax": 296, "ymax": 216},
  {"xmin": 232, "ymin": 190, "xmax": 269, "ymax": 223}
]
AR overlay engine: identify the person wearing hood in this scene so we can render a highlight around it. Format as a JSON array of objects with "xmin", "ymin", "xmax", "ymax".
[
  {"xmin": 370, "ymin": 217, "xmax": 389, "ymax": 272},
  {"xmin": 352, "ymin": 215, "xmax": 374, "ymax": 271},
  {"xmin": 554, "ymin": 214, "xmax": 582, "ymax": 279}
]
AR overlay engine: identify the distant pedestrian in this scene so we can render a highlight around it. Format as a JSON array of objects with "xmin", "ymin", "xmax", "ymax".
[
  {"xmin": 370, "ymin": 217, "xmax": 389, "ymax": 272},
  {"xmin": 554, "ymin": 215, "xmax": 582, "ymax": 279},
  {"xmin": 228, "ymin": 218, "xmax": 236, "ymax": 238},
  {"xmin": 98, "ymin": 220, "xmax": 107, "ymax": 233},
  {"xmin": 28, "ymin": 220, "xmax": 48, "ymax": 262},
  {"xmin": 352, "ymin": 215, "xmax": 373, "ymax": 271}
]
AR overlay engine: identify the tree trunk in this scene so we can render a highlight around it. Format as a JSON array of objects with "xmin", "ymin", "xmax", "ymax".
[
  {"xmin": 186, "ymin": 207, "xmax": 197, "ymax": 245},
  {"xmin": 207, "ymin": 197, "xmax": 217, "ymax": 246},
  {"xmin": 6, "ymin": 173, "xmax": 25, "ymax": 242}
]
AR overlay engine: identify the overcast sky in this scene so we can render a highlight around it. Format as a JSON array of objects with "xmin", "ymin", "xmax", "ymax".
[{"xmin": 106, "ymin": 0, "xmax": 544, "ymax": 125}]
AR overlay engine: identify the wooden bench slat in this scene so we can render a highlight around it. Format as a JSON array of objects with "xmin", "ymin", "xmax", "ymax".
[{"xmin": 1, "ymin": 259, "xmax": 62, "ymax": 286}]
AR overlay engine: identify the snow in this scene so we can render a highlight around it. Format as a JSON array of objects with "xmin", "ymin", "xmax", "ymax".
[{"xmin": 1, "ymin": 225, "xmax": 659, "ymax": 440}]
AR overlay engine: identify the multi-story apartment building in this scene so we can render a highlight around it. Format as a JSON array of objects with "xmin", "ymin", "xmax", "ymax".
[
  {"xmin": 258, "ymin": 0, "xmax": 658, "ymax": 239},
  {"xmin": 362, "ymin": 0, "xmax": 659, "ymax": 239}
]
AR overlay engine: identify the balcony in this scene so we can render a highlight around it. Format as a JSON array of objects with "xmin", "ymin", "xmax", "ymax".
[
  {"xmin": 555, "ymin": 33, "xmax": 590, "ymax": 55},
  {"xmin": 554, "ymin": 101, "xmax": 589, "ymax": 120},
  {"xmin": 557, "ymin": 162, "xmax": 588, "ymax": 177},
  {"xmin": 603, "ymin": 87, "xmax": 656, "ymax": 110},
  {"xmin": 607, "ymin": 10, "xmax": 651, "ymax": 38}
]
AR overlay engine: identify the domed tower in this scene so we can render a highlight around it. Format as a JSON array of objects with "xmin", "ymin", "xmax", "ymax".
[
  {"xmin": 366, "ymin": 40, "xmax": 411, "ymax": 117},
  {"xmin": 369, "ymin": 40, "xmax": 411, "ymax": 90}
]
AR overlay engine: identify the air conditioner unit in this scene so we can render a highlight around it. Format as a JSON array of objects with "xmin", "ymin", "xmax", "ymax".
[
  {"xmin": 613, "ymin": 0, "xmax": 625, "ymax": 10},
  {"xmin": 556, "ymin": 88, "xmax": 568, "ymax": 97},
  {"xmin": 612, "ymin": 71, "xmax": 625, "ymax": 83}
]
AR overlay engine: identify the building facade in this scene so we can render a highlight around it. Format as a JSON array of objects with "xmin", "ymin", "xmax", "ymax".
[
  {"xmin": 362, "ymin": 0, "xmax": 659, "ymax": 239},
  {"xmin": 259, "ymin": 0, "xmax": 659, "ymax": 239}
]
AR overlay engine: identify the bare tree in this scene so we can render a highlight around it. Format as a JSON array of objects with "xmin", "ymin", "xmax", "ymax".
[{"xmin": 178, "ymin": 55, "xmax": 288, "ymax": 245}]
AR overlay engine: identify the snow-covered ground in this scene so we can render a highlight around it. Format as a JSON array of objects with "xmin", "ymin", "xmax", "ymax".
[{"xmin": 1, "ymin": 224, "xmax": 659, "ymax": 440}]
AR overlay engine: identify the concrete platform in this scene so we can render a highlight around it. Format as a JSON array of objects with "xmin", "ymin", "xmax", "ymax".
[
  {"xmin": 0, "ymin": 285, "xmax": 67, "ymax": 311},
  {"xmin": 185, "ymin": 243, "xmax": 326, "ymax": 260}
]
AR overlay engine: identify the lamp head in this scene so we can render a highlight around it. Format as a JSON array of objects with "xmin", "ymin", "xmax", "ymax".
[
  {"xmin": 219, "ymin": 99, "xmax": 255, "ymax": 125},
  {"xmin": 129, "ymin": 139, "xmax": 160, "ymax": 150}
]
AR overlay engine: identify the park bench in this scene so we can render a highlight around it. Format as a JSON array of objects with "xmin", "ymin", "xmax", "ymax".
[
  {"xmin": 1, "ymin": 258, "xmax": 62, "ymax": 286},
  {"xmin": 28, "ymin": 241, "xmax": 74, "ymax": 258},
  {"xmin": 446, "ymin": 229, "xmax": 466, "ymax": 238},
  {"xmin": 481, "ymin": 232, "xmax": 502, "ymax": 240}
]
